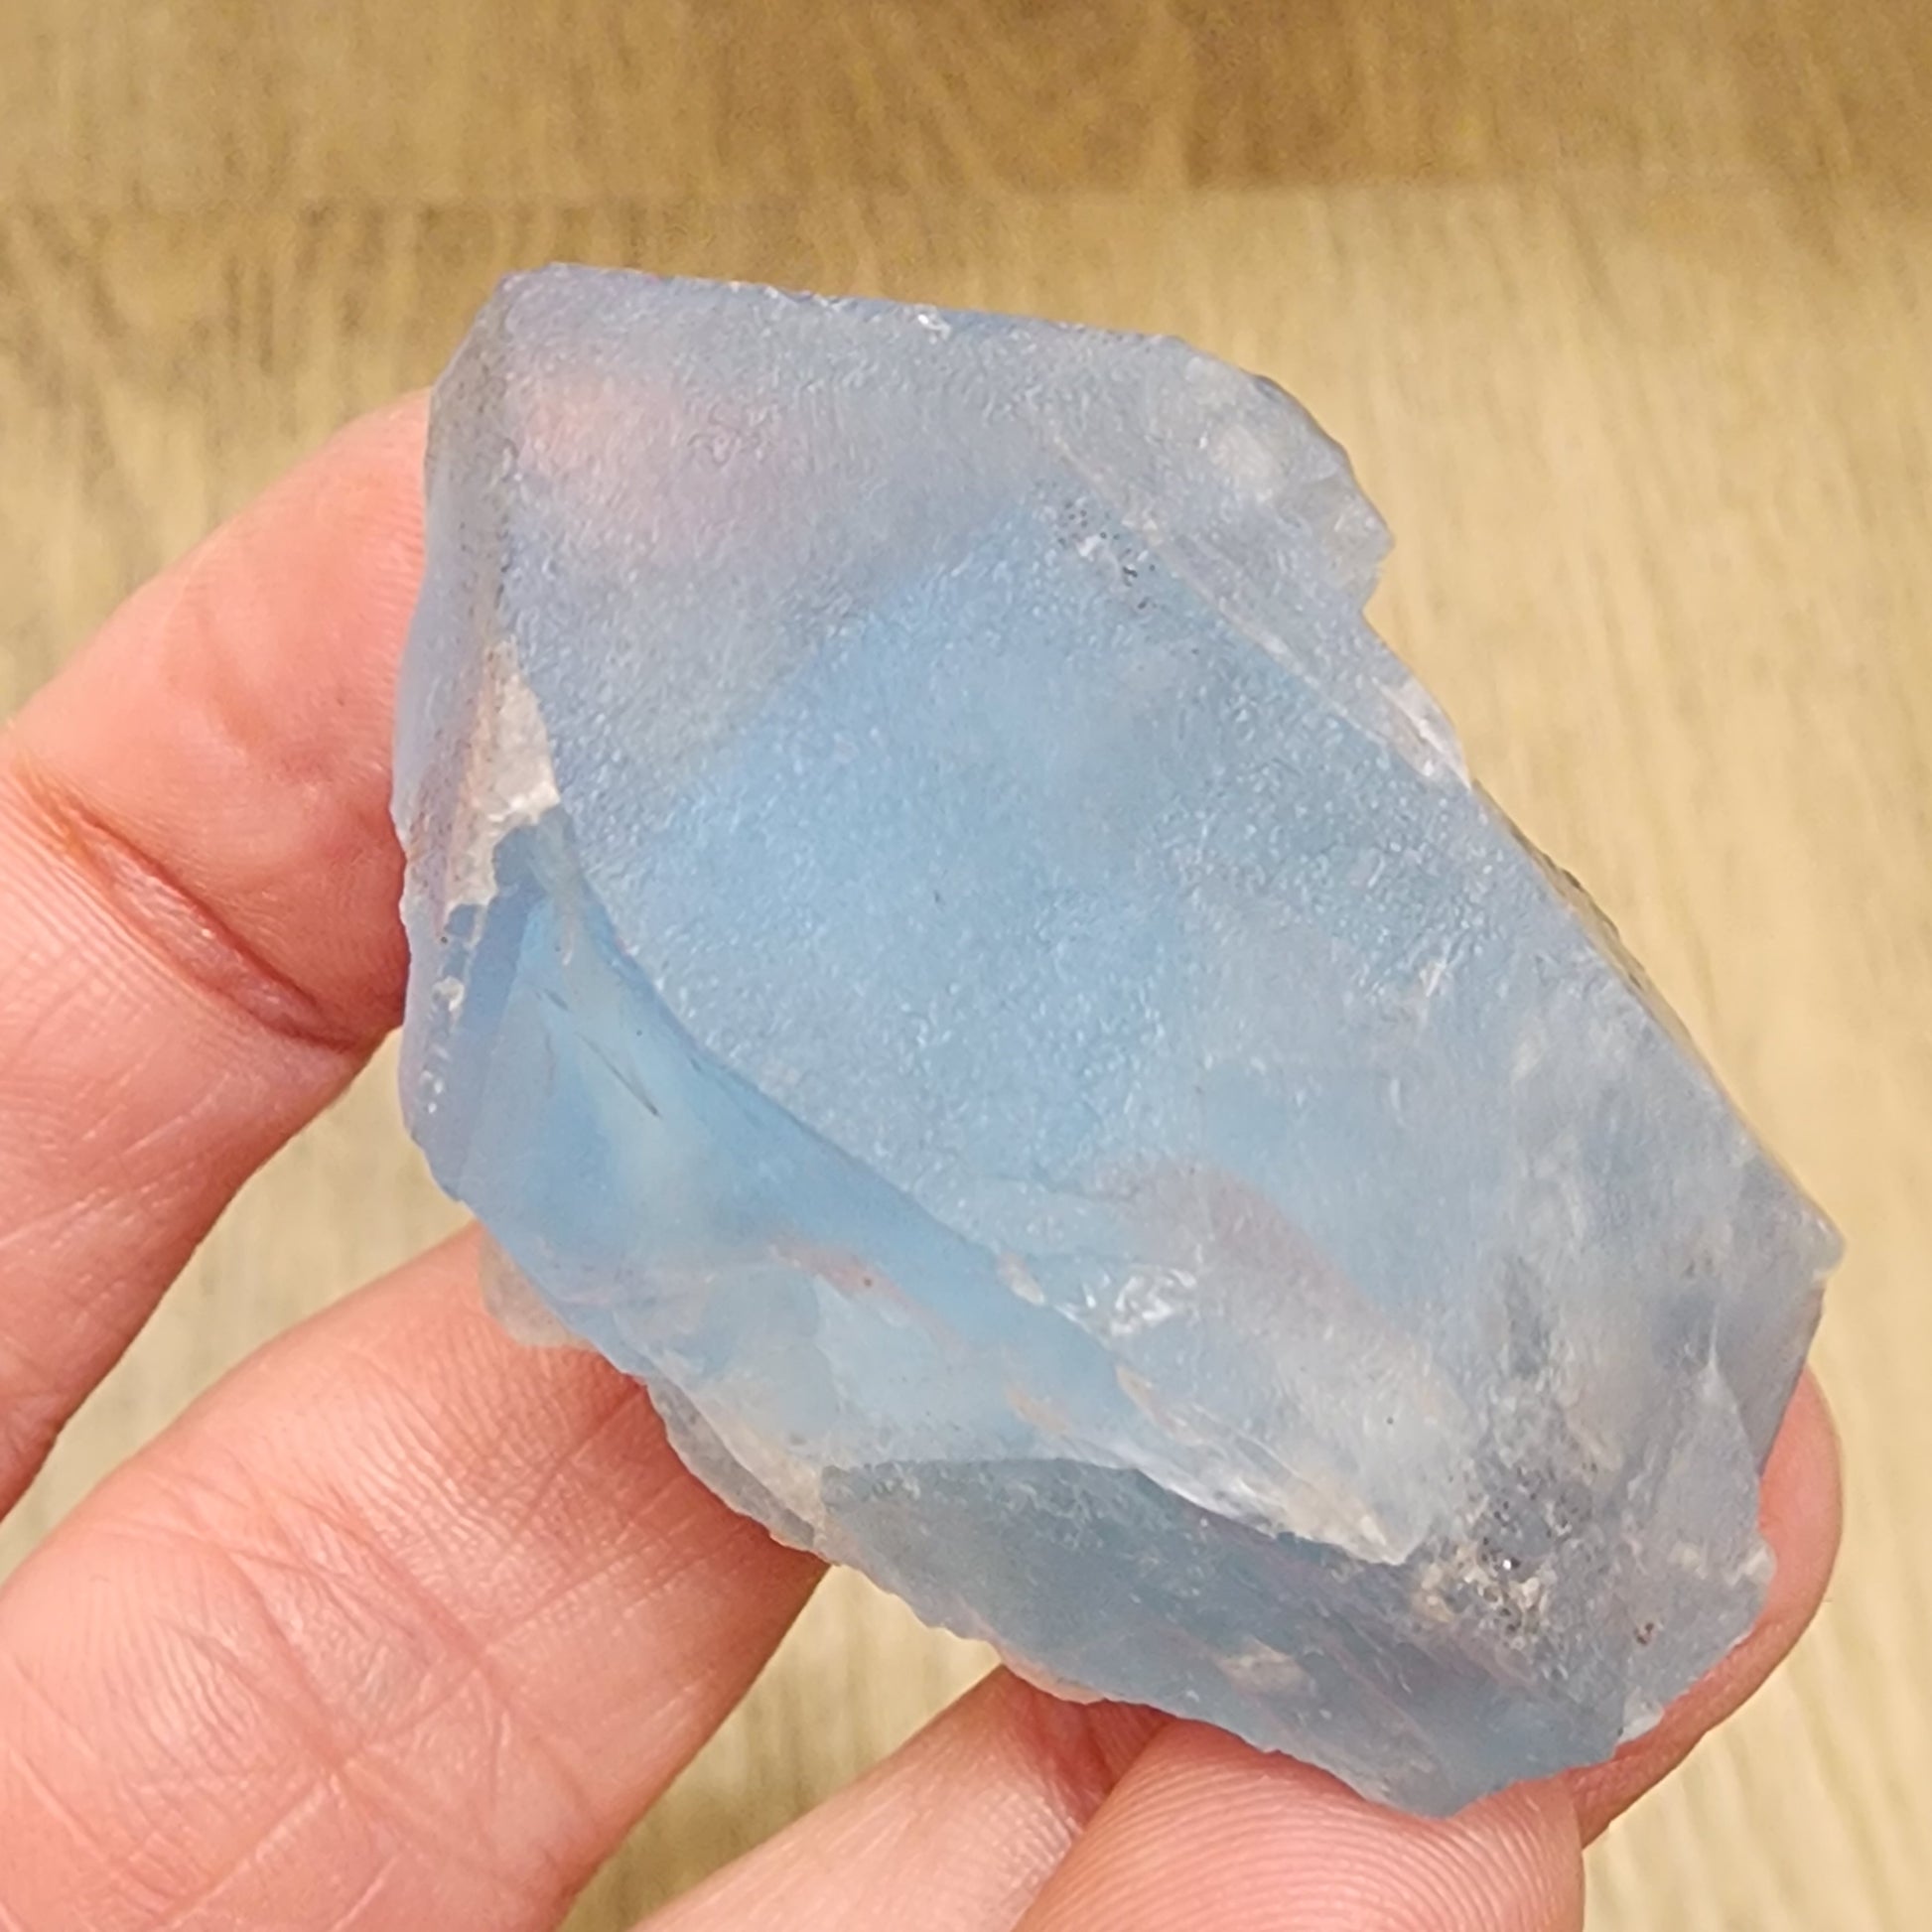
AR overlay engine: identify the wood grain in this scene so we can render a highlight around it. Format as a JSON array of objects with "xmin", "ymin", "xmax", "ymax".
[
  {"xmin": 2, "ymin": 2, "xmax": 1928, "ymax": 205},
  {"xmin": 1, "ymin": 6, "xmax": 1928, "ymax": 1928}
]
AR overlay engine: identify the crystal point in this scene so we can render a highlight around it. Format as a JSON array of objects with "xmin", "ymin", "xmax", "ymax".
[{"xmin": 394, "ymin": 268, "xmax": 1837, "ymax": 1812}]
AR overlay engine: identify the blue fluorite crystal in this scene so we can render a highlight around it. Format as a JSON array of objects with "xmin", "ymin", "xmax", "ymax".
[{"xmin": 394, "ymin": 268, "xmax": 1838, "ymax": 1812}]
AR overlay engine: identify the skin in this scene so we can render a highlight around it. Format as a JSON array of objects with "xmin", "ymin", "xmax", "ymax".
[{"xmin": 0, "ymin": 400, "xmax": 1841, "ymax": 1931}]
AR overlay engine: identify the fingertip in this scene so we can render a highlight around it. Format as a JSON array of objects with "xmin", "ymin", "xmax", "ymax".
[
  {"xmin": 1016, "ymin": 1723, "xmax": 1583, "ymax": 1932},
  {"xmin": 289, "ymin": 393, "xmax": 430, "ymax": 560},
  {"xmin": 1762, "ymin": 1371, "xmax": 1843, "ymax": 1585},
  {"xmin": 1568, "ymin": 1369, "xmax": 1841, "ymax": 1841},
  {"xmin": 16, "ymin": 395, "xmax": 437, "ymax": 1039}
]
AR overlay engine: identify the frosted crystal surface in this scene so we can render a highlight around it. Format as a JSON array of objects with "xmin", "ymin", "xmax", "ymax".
[{"xmin": 394, "ymin": 268, "xmax": 1838, "ymax": 1812}]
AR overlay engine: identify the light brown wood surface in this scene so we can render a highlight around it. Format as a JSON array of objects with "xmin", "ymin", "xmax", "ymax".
[{"xmin": 1, "ymin": 6, "xmax": 1927, "ymax": 1928}]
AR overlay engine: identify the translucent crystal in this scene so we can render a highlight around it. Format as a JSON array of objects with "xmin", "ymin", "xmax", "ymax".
[{"xmin": 393, "ymin": 268, "xmax": 1838, "ymax": 1813}]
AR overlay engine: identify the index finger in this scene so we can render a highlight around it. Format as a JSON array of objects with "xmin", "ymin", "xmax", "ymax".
[{"xmin": 0, "ymin": 399, "xmax": 425, "ymax": 1512}]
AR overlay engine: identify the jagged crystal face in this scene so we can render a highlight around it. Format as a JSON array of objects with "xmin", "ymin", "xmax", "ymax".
[{"xmin": 393, "ymin": 268, "xmax": 1838, "ymax": 1813}]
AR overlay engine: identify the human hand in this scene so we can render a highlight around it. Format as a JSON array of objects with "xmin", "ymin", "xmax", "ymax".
[{"xmin": 0, "ymin": 402, "xmax": 1841, "ymax": 1931}]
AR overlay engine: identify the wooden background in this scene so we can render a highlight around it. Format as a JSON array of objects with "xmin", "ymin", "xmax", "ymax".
[{"xmin": 1, "ymin": 4, "xmax": 1928, "ymax": 1926}]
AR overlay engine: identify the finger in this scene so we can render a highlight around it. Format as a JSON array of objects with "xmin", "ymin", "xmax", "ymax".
[
  {"xmin": 651, "ymin": 1375, "xmax": 1838, "ymax": 1932},
  {"xmin": 0, "ymin": 1232, "xmax": 821, "ymax": 1932},
  {"xmin": 0, "ymin": 400, "xmax": 423, "ymax": 1510},
  {"xmin": 647, "ymin": 1673, "xmax": 1166, "ymax": 1932},
  {"xmin": 1000, "ymin": 1376, "xmax": 1841, "ymax": 1932},
  {"xmin": 1565, "ymin": 1370, "xmax": 1841, "ymax": 1840},
  {"xmin": 1013, "ymin": 1726, "xmax": 1583, "ymax": 1932}
]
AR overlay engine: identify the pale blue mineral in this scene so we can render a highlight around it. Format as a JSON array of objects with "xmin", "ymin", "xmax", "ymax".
[{"xmin": 393, "ymin": 268, "xmax": 1838, "ymax": 1813}]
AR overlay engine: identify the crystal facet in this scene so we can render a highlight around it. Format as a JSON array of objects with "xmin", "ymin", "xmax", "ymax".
[{"xmin": 394, "ymin": 268, "xmax": 1838, "ymax": 1813}]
